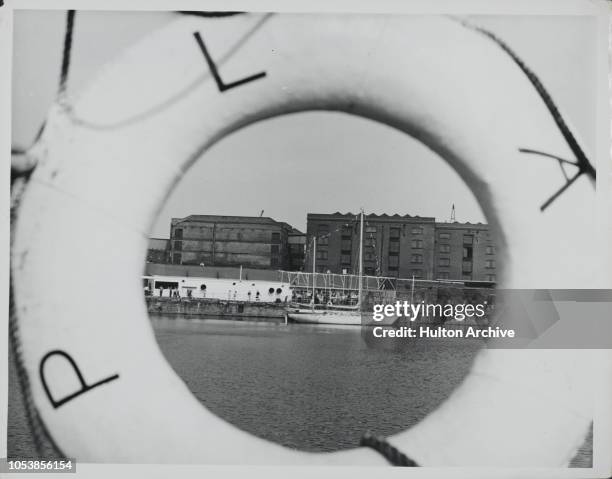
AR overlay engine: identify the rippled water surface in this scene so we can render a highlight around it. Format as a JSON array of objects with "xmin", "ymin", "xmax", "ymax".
[
  {"xmin": 8, "ymin": 316, "xmax": 592, "ymax": 465},
  {"xmin": 153, "ymin": 317, "xmax": 482, "ymax": 451}
]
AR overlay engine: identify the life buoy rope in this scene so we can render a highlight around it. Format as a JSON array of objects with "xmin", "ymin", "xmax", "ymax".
[
  {"xmin": 360, "ymin": 433, "xmax": 419, "ymax": 467},
  {"xmin": 10, "ymin": 13, "xmax": 607, "ymax": 466},
  {"xmin": 58, "ymin": 10, "xmax": 76, "ymax": 99}
]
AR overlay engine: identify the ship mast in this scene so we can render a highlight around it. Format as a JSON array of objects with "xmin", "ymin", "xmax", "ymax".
[
  {"xmin": 357, "ymin": 209, "xmax": 364, "ymax": 309},
  {"xmin": 311, "ymin": 236, "xmax": 316, "ymax": 309}
]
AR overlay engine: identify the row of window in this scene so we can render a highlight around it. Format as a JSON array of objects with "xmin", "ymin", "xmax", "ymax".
[
  {"xmin": 437, "ymin": 244, "xmax": 495, "ymax": 255},
  {"xmin": 436, "ymin": 257, "xmax": 495, "ymax": 268},
  {"xmin": 173, "ymin": 228, "xmax": 282, "ymax": 242},
  {"xmin": 317, "ymin": 254, "xmax": 495, "ymax": 270},
  {"xmin": 318, "ymin": 224, "xmax": 426, "ymax": 238},
  {"xmin": 174, "ymin": 246, "xmax": 494, "ymax": 269},
  {"xmin": 284, "ymin": 240, "xmax": 492, "ymax": 257},
  {"xmin": 438, "ymin": 232, "xmax": 472, "ymax": 243},
  {"xmin": 172, "ymin": 241, "xmax": 284, "ymax": 253},
  {"xmin": 313, "ymin": 231, "xmax": 495, "ymax": 255}
]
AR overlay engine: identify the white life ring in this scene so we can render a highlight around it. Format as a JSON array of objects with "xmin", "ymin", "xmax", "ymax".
[{"xmin": 10, "ymin": 13, "xmax": 608, "ymax": 467}]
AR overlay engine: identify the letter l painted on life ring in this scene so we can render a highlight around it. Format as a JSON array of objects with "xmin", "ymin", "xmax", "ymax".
[{"xmin": 193, "ymin": 31, "xmax": 266, "ymax": 92}]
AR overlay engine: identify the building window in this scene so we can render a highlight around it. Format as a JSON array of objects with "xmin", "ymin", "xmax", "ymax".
[
  {"xmin": 341, "ymin": 239, "xmax": 352, "ymax": 251},
  {"xmin": 411, "ymin": 269, "xmax": 423, "ymax": 279},
  {"xmin": 341, "ymin": 225, "xmax": 353, "ymax": 239},
  {"xmin": 486, "ymin": 274, "xmax": 496, "ymax": 282},
  {"xmin": 463, "ymin": 235, "xmax": 474, "ymax": 245},
  {"xmin": 390, "ymin": 227, "xmax": 401, "ymax": 240},
  {"xmin": 411, "ymin": 254, "xmax": 423, "ymax": 263},
  {"xmin": 173, "ymin": 253, "xmax": 181, "ymax": 264},
  {"xmin": 271, "ymin": 256, "xmax": 279, "ymax": 267},
  {"xmin": 341, "ymin": 254, "xmax": 351, "ymax": 265},
  {"xmin": 316, "ymin": 250, "xmax": 328, "ymax": 260},
  {"xmin": 437, "ymin": 271, "xmax": 450, "ymax": 280},
  {"xmin": 463, "ymin": 246, "xmax": 473, "ymax": 260},
  {"xmin": 462, "ymin": 274, "xmax": 472, "ymax": 280},
  {"xmin": 365, "ymin": 236, "xmax": 376, "ymax": 247},
  {"xmin": 365, "ymin": 252, "xmax": 376, "ymax": 261},
  {"xmin": 439, "ymin": 232, "xmax": 450, "ymax": 240},
  {"xmin": 174, "ymin": 228, "xmax": 183, "ymax": 240},
  {"xmin": 365, "ymin": 225, "xmax": 377, "ymax": 234},
  {"xmin": 462, "ymin": 261, "xmax": 473, "ymax": 273},
  {"xmin": 411, "ymin": 226, "xmax": 423, "ymax": 235},
  {"xmin": 173, "ymin": 240, "xmax": 182, "ymax": 251},
  {"xmin": 389, "ymin": 242, "xmax": 400, "ymax": 253},
  {"xmin": 271, "ymin": 232, "xmax": 280, "ymax": 243},
  {"xmin": 388, "ymin": 255, "xmax": 399, "ymax": 268},
  {"xmin": 271, "ymin": 244, "xmax": 279, "ymax": 254},
  {"xmin": 317, "ymin": 225, "xmax": 329, "ymax": 244},
  {"xmin": 439, "ymin": 244, "xmax": 450, "ymax": 253},
  {"xmin": 364, "ymin": 267, "xmax": 376, "ymax": 275},
  {"xmin": 486, "ymin": 259, "xmax": 496, "ymax": 269},
  {"xmin": 438, "ymin": 257, "xmax": 450, "ymax": 267},
  {"xmin": 411, "ymin": 239, "xmax": 423, "ymax": 248},
  {"xmin": 486, "ymin": 245, "xmax": 495, "ymax": 255}
]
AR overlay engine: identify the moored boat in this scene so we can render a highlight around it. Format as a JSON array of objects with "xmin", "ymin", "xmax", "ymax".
[{"xmin": 288, "ymin": 209, "xmax": 397, "ymax": 326}]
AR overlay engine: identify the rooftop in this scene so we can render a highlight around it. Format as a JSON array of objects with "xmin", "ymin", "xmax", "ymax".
[
  {"xmin": 306, "ymin": 212, "xmax": 487, "ymax": 227},
  {"xmin": 434, "ymin": 221, "xmax": 488, "ymax": 228},
  {"xmin": 173, "ymin": 215, "xmax": 283, "ymax": 226},
  {"xmin": 307, "ymin": 212, "xmax": 436, "ymax": 221}
]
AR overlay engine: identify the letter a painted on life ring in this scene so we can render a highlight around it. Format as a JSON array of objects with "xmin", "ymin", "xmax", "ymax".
[{"xmin": 39, "ymin": 350, "xmax": 119, "ymax": 409}]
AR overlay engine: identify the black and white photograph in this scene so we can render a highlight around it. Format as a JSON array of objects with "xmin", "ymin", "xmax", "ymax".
[{"xmin": 3, "ymin": 0, "xmax": 612, "ymax": 477}]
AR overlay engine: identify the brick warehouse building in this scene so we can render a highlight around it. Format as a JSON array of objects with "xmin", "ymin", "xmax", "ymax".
[
  {"xmin": 168, "ymin": 215, "xmax": 304, "ymax": 270},
  {"xmin": 305, "ymin": 213, "xmax": 497, "ymax": 282}
]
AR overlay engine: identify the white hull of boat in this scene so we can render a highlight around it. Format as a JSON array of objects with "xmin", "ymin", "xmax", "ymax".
[
  {"xmin": 288, "ymin": 310, "xmax": 361, "ymax": 325},
  {"xmin": 288, "ymin": 309, "xmax": 398, "ymax": 326}
]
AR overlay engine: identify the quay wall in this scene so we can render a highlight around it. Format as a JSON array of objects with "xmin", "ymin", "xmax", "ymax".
[{"xmin": 145, "ymin": 297, "xmax": 287, "ymax": 320}]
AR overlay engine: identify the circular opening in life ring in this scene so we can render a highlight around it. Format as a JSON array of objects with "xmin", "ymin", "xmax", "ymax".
[{"xmin": 145, "ymin": 112, "xmax": 492, "ymax": 451}]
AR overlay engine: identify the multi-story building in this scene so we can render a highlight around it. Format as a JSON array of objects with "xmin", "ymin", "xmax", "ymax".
[
  {"xmin": 433, "ymin": 223, "xmax": 496, "ymax": 282},
  {"xmin": 168, "ymin": 215, "xmax": 302, "ymax": 270},
  {"xmin": 305, "ymin": 213, "xmax": 497, "ymax": 282},
  {"xmin": 305, "ymin": 213, "xmax": 436, "ymax": 277}
]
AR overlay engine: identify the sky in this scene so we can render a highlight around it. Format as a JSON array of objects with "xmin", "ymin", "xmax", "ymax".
[{"xmin": 11, "ymin": 11, "xmax": 597, "ymax": 237}]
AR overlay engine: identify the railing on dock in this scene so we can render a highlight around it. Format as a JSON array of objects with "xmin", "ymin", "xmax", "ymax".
[{"xmin": 277, "ymin": 270, "xmax": 497, "ymax": 309}]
